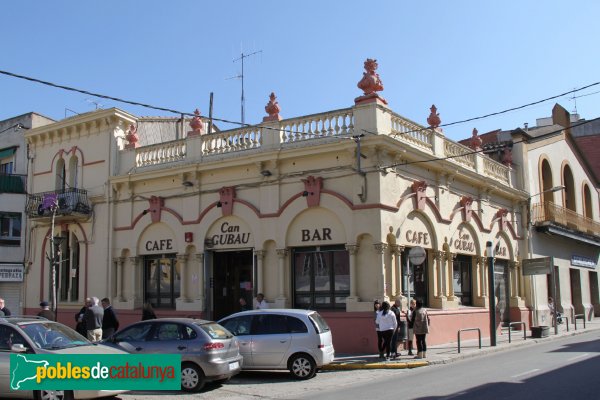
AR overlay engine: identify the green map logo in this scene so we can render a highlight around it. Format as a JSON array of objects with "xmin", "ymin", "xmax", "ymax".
[{"xmin": 10, "ymin": 354, "xmax": 180, "ymax": 390}]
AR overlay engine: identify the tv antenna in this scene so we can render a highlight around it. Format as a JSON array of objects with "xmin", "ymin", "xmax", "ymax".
[
  {"xmin": 85, "ymin": 98, "xmax": 104, "ymax": 110},
  {"xmin": 227, "ymin": 50, "xmax": 262, "ymax": 125}
]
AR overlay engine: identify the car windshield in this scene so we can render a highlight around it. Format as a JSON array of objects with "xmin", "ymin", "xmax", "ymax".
[
  {"xmin": 308, "ymin": 312, "xmax": 330, "ymax": 333},
  {"xmin": 197, "ymin": 322, "xmax": 233, "ymax": 339},
  {"xmin": 18, "ymin": 321, "xmax": 91, "ymax": 349}
]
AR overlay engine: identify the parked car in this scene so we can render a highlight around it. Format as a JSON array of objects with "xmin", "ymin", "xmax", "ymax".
[
  {"xmin": 102, "ymin": 318, "xmax": 242, "ymax": 392},
  {"xmin": 0, "ymin": 316, "xmax": 128, "ymax": 400},
  {"xmin": 218, "ymin": 309, "xmax": 335, "ymax": 379}
]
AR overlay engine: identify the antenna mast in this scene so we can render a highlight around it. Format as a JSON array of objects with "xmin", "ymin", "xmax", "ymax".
[{"xmin": 232, "ymin": 50, "xmax": 262, "ymax": 125}]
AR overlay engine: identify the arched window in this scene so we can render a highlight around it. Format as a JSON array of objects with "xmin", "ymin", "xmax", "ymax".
[
  {"xmin": 563, "ymin": 165, "xmax": 576, "ymax": 212},
  {"xmin": 540, "ymin": 159, "xmax": 553, "ymax": 204},
  {"xmin": 583, "ymin": 184, "xmax": 593, "ymax": 219},
  {"xmin": 68, "ymin": 156, "xmax": 78, "ymax": 189},
  {"xmin": 55, "ymin": 158, "xmax": 65, "ymax": 192}
]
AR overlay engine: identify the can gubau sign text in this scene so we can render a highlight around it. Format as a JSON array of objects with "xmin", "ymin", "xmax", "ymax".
[{"xmin": 10, "ymin": 354, "xmax": 180, "ymax": 390}]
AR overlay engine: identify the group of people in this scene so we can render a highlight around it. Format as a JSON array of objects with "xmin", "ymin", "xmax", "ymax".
[
  {"xmin": 74, "ymin": 297, "xmax": 120, "ymax": 342},
  {"xmin": 239, "ymin": 293, "xmax": 269, "ymax": 311},
  {"xmin": 374, "ymin": 298, "xmax": 430, "ymax": 360}
]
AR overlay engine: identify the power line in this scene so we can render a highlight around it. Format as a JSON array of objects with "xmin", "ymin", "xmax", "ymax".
[{"xmin": 1, "ymin": 68, "xmax": 598, "ymax": 138}]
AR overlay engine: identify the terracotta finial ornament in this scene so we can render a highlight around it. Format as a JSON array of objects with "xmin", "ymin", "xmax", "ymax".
[
  {"xmin": 470, "ymin": 128, "xmax": 482, "ymax": 151},
  {"xmin": 501, "ymin": 146, "xmax": 513, "ymax": 166},
  {"xmin": 427, "ymin": 105, "xmax": 441, "ymax": 129},
  {"xmin": 124, "ymin": 124, "xmax": 140, "ymax": 149},
  {"xmin": 188, "ymin": 109, "xmax": 205, "ymax": 137},
  {"xmin": 355, "ymin": 58, "xmax": 388, "ymax": 105},
  {"xmin": 263, "ymin": 92, "xmax": 282, "ymax": 122}
]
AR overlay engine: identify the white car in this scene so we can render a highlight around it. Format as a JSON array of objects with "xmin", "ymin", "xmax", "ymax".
[
  {"xmin": 0, "ymin": 316, "xmax": 128, "ymax": 400},
  {"xmin": 219, "ymin": 309, "xmax": 335, "ymax": 379}
]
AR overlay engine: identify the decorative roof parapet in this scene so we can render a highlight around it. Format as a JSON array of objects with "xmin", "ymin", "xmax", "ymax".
[
  {"xmin": 427, "ymin": 104, "xmax": 442, "ymax": 132},
  {"xmin": 188, "ymin": 109, "xmax": 205, "ymax": 137},
  {"xmin": 263, "ymin": 92, "xmax": 282, "ymax": 122},
  {"xmin": 469, "ymin": 128, "xmax": 482, "ymax": 151},
  {"xmin": 355, "ymin": 58, "xmax": 388, "ymax": 106},
  {"xmin": 124, "ymin": 124, "xmax": 140, "ymax": 149}
]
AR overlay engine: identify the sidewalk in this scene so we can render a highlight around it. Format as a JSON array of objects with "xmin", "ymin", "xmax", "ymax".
[{"xmin": 323, "ymin": 318, "xmax": 600, "ymax": 370}]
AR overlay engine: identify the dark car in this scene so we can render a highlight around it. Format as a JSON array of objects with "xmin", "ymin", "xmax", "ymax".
[{"xmin": 102, "ymin": 318, "xmax": 242, "ymax": 392}]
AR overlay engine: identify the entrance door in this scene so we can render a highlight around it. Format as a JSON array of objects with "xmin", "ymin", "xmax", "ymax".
[
  {"xmin": 494, "ymin": 261, "xmax": 510, "ymax": 325},
  {"xmin": 213, "ymin": 251, "xmax": 253, "ymax": 320},
  {"xmin": 403, "ymin": 249, "xmax": 428, "ymax": 306}
]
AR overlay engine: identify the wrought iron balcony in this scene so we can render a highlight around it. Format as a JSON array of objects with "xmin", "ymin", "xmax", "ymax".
[
  {"xmin": 531, "ymin": 201, "xmax": 600, "ymax": 238},
  {"xmin": 0, "ymin": 173, "xmax": 26, "ymax": 194},
  {"xmin": 26, "ymin": 188, "xmax": 92, "ymax": 219}
]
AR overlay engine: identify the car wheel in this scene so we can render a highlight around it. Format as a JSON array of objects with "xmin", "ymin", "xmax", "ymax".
[
  {"xmin": 288, "ymin": 353, "xmax": 317, "ymax": 380},
  {"xmin": 35, "ymin": 390, "xmax": 74, "ymax": 400},
  {"xmin": 181, "ymin": 362, "xmax": 205, "ymax": 392}
]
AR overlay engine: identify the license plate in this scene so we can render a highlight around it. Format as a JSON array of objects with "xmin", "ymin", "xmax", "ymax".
[{"xmin": 229, "ymin": 361, "xmax": 239, "ymax": 370}]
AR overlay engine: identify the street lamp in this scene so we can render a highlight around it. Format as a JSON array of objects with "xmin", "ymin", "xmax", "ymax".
[{"xmin": 486, "ymin": 241, "xmax": 496, "ymax": 347}]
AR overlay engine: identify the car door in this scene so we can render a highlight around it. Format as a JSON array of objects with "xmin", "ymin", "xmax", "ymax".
[
  {"xmin": 143, "ymin": 322, "xmax": 189, "ymax": 355},
  {"xmin": 250, "ymin": 314, "xmax": 291, "ymax": 368},
  {"xmin": 0, "ymin": 326, "xmax": 31, "ymax": 399},
  {"xmin": 110, "ymin": 322, "xmax": 153, "ymax": 353},
  {"xmin": 220, "ymin": 315, "xmax": 254, "ymax": 366}
]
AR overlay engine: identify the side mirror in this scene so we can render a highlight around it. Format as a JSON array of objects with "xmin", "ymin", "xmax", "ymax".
[{"xmin": 11, "ymin": 344, "xmax": 27, "ymax": 353}]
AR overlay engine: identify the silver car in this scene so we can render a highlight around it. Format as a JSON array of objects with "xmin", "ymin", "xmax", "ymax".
[
  {"xmin": 219, "ymin": 309, "xmax": 335, "ymax": 379},
  {"xmin": 103, "ymin": 318, "xmax": 242, "ymax": 392},
  {"xmin": 0, "ymin": 316, "xmax": 128, "ymax": 400}
]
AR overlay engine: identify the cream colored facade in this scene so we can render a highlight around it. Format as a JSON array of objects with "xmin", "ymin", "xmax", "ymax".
[{"xmin": 25, "ymin": 100, "xmax": 596, "ymax": 353}]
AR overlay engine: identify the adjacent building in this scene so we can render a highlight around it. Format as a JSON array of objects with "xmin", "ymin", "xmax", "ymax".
[{"xmin": 0, "ymin": 113, "xmax": 54, "ymax": 314}]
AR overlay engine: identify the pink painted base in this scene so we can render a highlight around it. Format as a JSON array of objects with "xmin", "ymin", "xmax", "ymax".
[
  {"xmin": 354, "ymin": 93, "xmax": 388, "ymax": 106},
  {"xmin": 263, "ymin": 115, "xmax": 282, "ymax": 122},
  {"xmin": 27, "ymin": 306, "xmax": 532, "ymax": 354}
]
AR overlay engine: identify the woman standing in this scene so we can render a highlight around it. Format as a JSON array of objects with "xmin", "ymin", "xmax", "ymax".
[
  {"xmin": 405, "ymin": 299, "xmax": 416, "ymax": 356},
  {"xmin": 410, "ymin": 299, "xmax": 430, "ymax": 359},
  {"xmin": 376, "ymin": 301, "xmax": 398, "ymax": 360},
  {"xmin": 373, "ymin": 300, "xmax": 383, "ymax": 358}
]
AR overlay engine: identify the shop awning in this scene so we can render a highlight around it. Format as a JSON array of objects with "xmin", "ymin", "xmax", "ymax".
[{"xmin": 0, "ymin": 147, "xmax": 17, "ymax": 160}]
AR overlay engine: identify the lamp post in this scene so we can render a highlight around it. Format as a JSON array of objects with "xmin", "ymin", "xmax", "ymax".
[{"xmin": 486, "ymin": 241, "xmax": 496, "ymax": 347}]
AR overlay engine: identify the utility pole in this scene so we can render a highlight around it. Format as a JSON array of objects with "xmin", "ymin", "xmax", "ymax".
[
  {"xmin": 229, "ymin": 50, "xmax": 262, "ymax": 125},
  {"xmin": 45, "ymin": 198, "xmax": 59, "ymax": 321}
]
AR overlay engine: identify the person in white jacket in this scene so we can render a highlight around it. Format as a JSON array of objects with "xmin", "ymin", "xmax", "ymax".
[{"xmin": 376, "ymin": 301, "xmax": 398, "ymax": 360}]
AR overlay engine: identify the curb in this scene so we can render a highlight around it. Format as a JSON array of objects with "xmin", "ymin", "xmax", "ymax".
[{"xmin": 322, "ymin": 361, "xmax": 429, "ymax": 370}]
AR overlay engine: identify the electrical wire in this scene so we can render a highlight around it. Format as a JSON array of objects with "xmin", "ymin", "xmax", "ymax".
[{"xmin": 1, "ymin": 68, "xmax": 598, "ymax": 138}]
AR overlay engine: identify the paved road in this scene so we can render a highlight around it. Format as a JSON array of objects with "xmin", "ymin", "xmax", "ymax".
[{"xmin": 116, "ymin": 330, "xmax": 600, "ymax": 400}]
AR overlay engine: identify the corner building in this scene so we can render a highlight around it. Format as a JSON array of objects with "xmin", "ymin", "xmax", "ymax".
[{"xmin": 24, "ymin": 96, "xmax": 530, "ymax": 353}]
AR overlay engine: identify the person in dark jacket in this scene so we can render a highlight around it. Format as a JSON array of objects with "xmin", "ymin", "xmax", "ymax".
[
  {"xmin": 37, "ymin": 301, "xmax": 55, "ymax": 321},
  {"xmin": 75, "ymin": 298, "xmax": 90, "ymax": 337},
  {"xmin": 101, "ymin": 298, "xmax": 119, "ymax": 339},
  {"xmin": 0, "ymin": 298, "xmax": 12, "ymax": 316},
  {"xmin": 142, "ymin": 302, "xmax": 157, "ymax": 320}
]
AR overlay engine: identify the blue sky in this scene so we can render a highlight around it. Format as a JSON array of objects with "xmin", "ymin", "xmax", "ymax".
[{"xmin": 1, "ymin": 1, "xmax": 599, "ymax": 141}]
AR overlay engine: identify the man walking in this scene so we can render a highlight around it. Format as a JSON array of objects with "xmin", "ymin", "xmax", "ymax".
[
  {"xmin": 84, "ymin": 297, "xmax": 104, "ymax": 342},
  {"xmin": 37, "ymin": 301, "xmax": 55, "ymax": 321},
  {"xmin": 101, "ymin": 297, "xmax": 119, "ymax": 339}
]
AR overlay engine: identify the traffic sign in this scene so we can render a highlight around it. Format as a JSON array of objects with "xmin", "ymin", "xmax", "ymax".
[{"xmin": 408, "ymin": 246, "xmax": 427, "ymax": 265}]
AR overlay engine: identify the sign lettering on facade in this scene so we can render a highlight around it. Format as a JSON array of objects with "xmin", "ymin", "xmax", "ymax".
[
  {"xmin": 522, "ymin": 257, "xmax": 552, "ymax": 276},
  {"xmin": 571, "ymin": 255, "xmax": 597, "ymax": 269},
  {"xmin": 301, "ymin": 228, "xmax": 332, "ymax": 242},
  {"xmin": 145, "ymin": 239, "xmax": 173, "ymax": 252},
  {"xmin": 210, "ymin": 222, "xmax": 251, "ymax": 247},
  {"xmin": 0, "ymin": 265, "xmax": 24, "ymax": 282},
  {"xmin": 405, "ymin": 230, "xmax": 430, "ymax": 246},
  {"xmin": 451, "ymin": 233, "xmax": 475, "ymax": 253}
]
